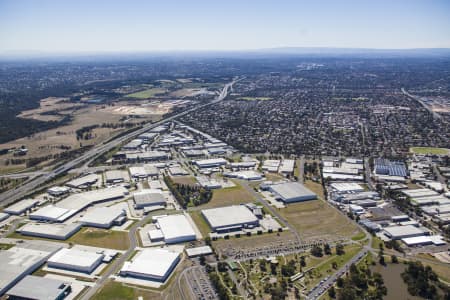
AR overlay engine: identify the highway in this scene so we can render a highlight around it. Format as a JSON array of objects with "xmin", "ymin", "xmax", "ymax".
[
  {"xmin": 0, "ymin": 79, "xmax": 238, "ymax": 208},
  {"xmin": 401, "ymin": 87, "xmax": 442, "ymax": 120}
]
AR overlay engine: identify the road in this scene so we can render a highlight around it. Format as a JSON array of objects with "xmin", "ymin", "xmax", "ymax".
[
  {"xmin": 297, "ymin": 155, "xmax": 305, "ymax": 182},
  {"xmin": 0, "ymin": 79, "xmax": 238, "ymax": 208},
  {"xmin": 401, "ymin": 88, "xmax": 442, "ymax": 120},
  {"xmin": 364, "ymin": 157, "xmax": 375, "ymax": 191},
  {"xmin": 80, "ymin": 214, "xmax": 152, "ymax": 300}
]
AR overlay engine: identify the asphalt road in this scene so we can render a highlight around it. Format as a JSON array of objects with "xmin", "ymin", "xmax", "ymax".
[{"xmin": 0, "ymin": 79, "xmax": 238, "ymax": 208}]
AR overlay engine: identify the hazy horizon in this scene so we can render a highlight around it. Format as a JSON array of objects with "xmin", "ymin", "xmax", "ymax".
[{"xmin": 1, "ymin": 0, "xmax": 449, "ymax": 53}]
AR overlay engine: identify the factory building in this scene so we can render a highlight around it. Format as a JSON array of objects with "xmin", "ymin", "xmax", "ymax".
[
  {"xmin": 269, "ymin": 182, "xmax": 317, "ymax": 203},
  {"xmin": 194, "ymin": 158, "xmax": 228, "ymax": 168},
  {"xmin": 48, "ymin": 248, "xmax": 104, "ymax": 274},
  {"xmin": 105, "ymin": 170, "xmax": 126, "ymax": 184},
  {"xmin": 120, "ymin": 248, "xmax": 180, "ymax": 282},
  {"xmin": 0, "ymin": 212, "xmax": 9, "ymax": 223},
  {"xmin": 18, "ymin": 222, "xmax": 82, "ymax": 240},
  {"xmin": 330, "ymin": 183, "xmax": 364, "ymax": 193},
  {"xmin": 134, "ymin": 189, "xmax": 166, "ymax": 209},
  {"xmin": 0, "ymin": 243, "xmax": 62, "ymax": 296},
  {"xmin": 201, "ymin": 205, "xmax": 259, "ymax": 233},
  {"xmin": 79, "ymin": 206, "xmax": 126, "ymax": 228},
  {"xmin": 30, "ymin": 186, "xmax": 128, "ymax": 222},
  {"xmin": 4, "ymin": 199, "xmax": 39, "ymax": 215},
  {"xmin": 374, "ymin": 158, "xmax": 407, "ymax": 177},
  {"xmin": 279, "ymin": 159, "xmax": 295, "ymax": 175},
  {"xmin": 47, "ymin": 186, "xmax": 70, "ymax": 197},
  {"xmin": 65, "ymin": 173, "xmax": 99, "ymax": 189},
  {"xmin": 149, "ymin": 214, "xmax": 196, "ymax": 244},
  {"xmin": 262, "ymin": 160, "xmax": 280, "ymax": 172},
  {"xmin": 383, "ymin": 225, "xmax": 426, "ymax": 240},
  {"xmin": 6, "ymin": 275, "xmax": 71, "ymax": 300},
  {"xmin": 224, "ymin": 170, "xmax": 263, "ymax": 181},
  {"xmin": 185, "ymin": 246, "xmax": 213, "ymax": 258}
]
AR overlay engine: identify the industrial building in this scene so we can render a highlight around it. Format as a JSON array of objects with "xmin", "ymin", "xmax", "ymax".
[
  {"xmin": 18, "ymin": 222, "xmax": 82, "ymax": 240},
  {"xmin": 224, "ymin": 170, "xmax": 263, "ymax": 181},
  {"xmin": 47, "ymin": 186, "xmax": 70, "ymax": 197},
  {"xmin": 0, "ymin": 212, "xmax": 9, "ymax": 223},
  {"xmin": 30, "ymin": 186, "xmax": 128, "ymax": 222},
  {"xmin": 194, "ymin": 158, "xmax": 228, "ymax": 168},
  {"xmin": 4, "ymin": 199, "xmax": 39, "ymax": 215},
  {"xmin": 129, "ymin": 166, "xmax": 148, "ymax": 179},
  {"xmin": 269, "ymin": 182, "xmax": 317, "ymax": 203},
  {"xmin": 134, "ymin": 189, "xmax": 166, "ymax": 209},
  {"xmin": 79, "ymin": 205, "xmax": 126, "ymax": 228},
  {"xmin": 48, "ymin": 248, "xmax": 104, "ymax": 274},
  {"xmin": 105, "ymin": 170, "xmax": 126, "ymax": 184},
  {"xmin": 279, "ymin": 159, "xmax": 295, "ymax": 174},
  {"xmin": 401, "ymin": 235, "xmax": 446, "ymax": 247},
  {"xmin": 185, "ymin": 246, "xmax": 213, "ymax": 258},
  {"xmin": 149, "ymin": 214, "xmax": 196, "ymax": 244},
  {"xmin": 262, "ymin": 160, "xmax": 280, "ymax": 172},
  {"xmin": 0, "ymin": 243, "xmax": 62, "ymax": 296},
  {"xmin": 383, "ymin": 225, "xmax": 426, "ymax": 240},
  {"xmin": 374, "ymin": 158, "xmax": 407, "ymax": 177},
  {"xmin": 65, "ymin": 173, "xmax": 99, "ymax": 189},
  {"xmin": 6, "ymin": 275, "xmax": 71, "ymax": 300},
  {"xmin": 402, "ymin": 188, "xmax": 439, "ymax": 198},
  {"xmin": 120, "ymin": 248, "xmax": 180, "ymax": 282},
  {"xmin": 330, "ymin": 182, "xmax": 364, "ymax": 193},
  {"xmin": 202, "ymin": 205, "xmax": 259, "ymax": 233}
]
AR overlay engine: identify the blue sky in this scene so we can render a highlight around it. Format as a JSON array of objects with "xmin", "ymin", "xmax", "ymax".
[{"xmin": 0, "ymin": 0, "xmax": 449, "ymax": 52}]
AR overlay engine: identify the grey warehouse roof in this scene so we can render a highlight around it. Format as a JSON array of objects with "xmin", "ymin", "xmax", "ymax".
[
  {"xmin": 202, "ymin": 205, "xmax": 258, "ymax": 230},
  {"xmin": 7, "ymin": 275, "xmax": 70, "ymax": 300},
  {"xmin": 269, "ymin": 182, "xmax": 317, "ymax": 201}
]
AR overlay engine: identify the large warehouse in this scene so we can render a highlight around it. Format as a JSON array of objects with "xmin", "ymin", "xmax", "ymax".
[
  {"xmin": 120, "ymin": 248, "xmax": 180, "ymax": 282},
  {"xmin": 0, "ymin": 243, "xmax": 62, "ymax": 296},
  {"xmin": 79, "ymin": 205, "xmax": 126, "ymax": 228},
  {"xmin": 269, "ymin": 182, "xmax": 317, "ymax": 203},
  {"xmin": 149, "ymin": 214, "xmax": 196, "ymax": 244},
  {"xmin": 65, "ymin": 173, "xmax": 99, "ymax": 189},
  {"xmin": 194, "ymin": 158, "xmax": 228, "ymax": 168},
  {"xmin": 6, "ymin": 275, "xmax": 71, "ymax": 300},
  {"xmin": 30, "ymin": 186, "xmax": 128, "ymax": 222},
  {"xmin": 48, "ymin": 248, "xmax": 104, "ymax": 274},
  {"xmin": 383, "ymin": 225, "xmax": 426, "ymax": 240},
  {"xmin": 201, "ymin": 205, "xmax": 259, "ymax": 233},
  {"xmin": 4, "ymin": 199, "xmax": 39, "ymax": 215},
  {"xmin": 134, "ymin": 189, "xmax": 166, "ymax": 209},
  {"xmin": 17, "ymin": 222, "xmax": 82, "ymax": 240}
]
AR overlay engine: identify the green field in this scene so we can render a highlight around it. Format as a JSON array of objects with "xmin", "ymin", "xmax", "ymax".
[
  {"xmin": 93, "ymin": 281, "xmax": 161, "ymax": 300},
  {"xmin": 238, "ymin": 97, "xmax": 272, "ymax": 101},
  {"xmin": 125, "ymin": 88, "xmax": 167, "ymax": 99},
  {"xmin": 410, "ymin": 147, "xmax": 449, "ymax": 155},
  {"xmin": 196, "ymin": 182, "xmax": 256, "ymax": 209},
  {"xmin": 69, "ymin": 228, "xmax": 129, "ymax": 250}
]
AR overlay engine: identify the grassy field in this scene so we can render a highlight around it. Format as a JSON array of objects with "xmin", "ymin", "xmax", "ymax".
[
  {"xmin": 304, "ymin": 180, "xmax": 325, "ymax": 199},
  {"xmin": 171, "ymin": 176, "xmax": 197, "ymax": 186},
  {"xmin": 410, "ymin": 147, "xmax": 449, "ymax": 155},
  {"xmin": 69, "ymin": 228, "xmax": 129, "ymax": 250},
  {"xmin": 196, "ymin": 182, "xmax": 256, "ymax": 209},
  {"xmin": 125, "ymin": 88, "xmax": 167, "ymax": 99},
  {"xmin": 279, "ymin": 199, "xmax": 361, "ymax": 241},
  {"xmin": 238, "ymin": 97, "xmax": 272, "ymax": 101},
  {"xmin": 189, "ymin": 210, "xmax": 211, "ymax": 237},
  {"xmin": 92, "ymin": 281, "xmax": 161, "ymax": 300}
]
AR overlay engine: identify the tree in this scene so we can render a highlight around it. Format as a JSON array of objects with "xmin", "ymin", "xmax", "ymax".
[
  {"xmin": 324, "ymin": 243, "xmax": 332, "ymax": 255},
  {"xmin": 328, "ymin": 286, "xmax": 336, "ymax": 298},
  {"xmin": 311, "ymin": 245, "xmax": 323, "ymax": 257},
  {"xmin": 391, "ymin": 255, "xmax": 398, "ymax": 263},
  {"xmin": 336, "ymin": 277, "xmax": 344, "ymax": 288},
  {"xmin": 336, "ymin": 243, "xmax": 345, "ymax": 256},
  {"xmin": 300, "ymin": 256, "xmax": 306, "ymax": 267}
]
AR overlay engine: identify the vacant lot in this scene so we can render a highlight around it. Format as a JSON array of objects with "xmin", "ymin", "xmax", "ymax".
[
  {"xmin": 196, "ymin": 182, "xmax": 256, "ymax": 209},
  {"xmin": 93, "ymin": 281, "xmax": 161, "ymax": 300},
  {"xmin": 171, "ymin": 176, "xmax": 197, "ymax": 186},
  {"xmin": 279, "ymin": 199, "xmax": 361, "ymax": 241},
  {"xmin": 69, "ymin": 228, "xmax": 129, "ymax": 250},
  {"xmin": 189, "ymin": 210, "xmax": 211, "ymax": 237},
  {"xmin": 410, "ymin": 146, "xmax": 449, "ymax": 155},
  {"xmin": 125, "ymin": 88, "xmax": 167, "ymax": 99}
]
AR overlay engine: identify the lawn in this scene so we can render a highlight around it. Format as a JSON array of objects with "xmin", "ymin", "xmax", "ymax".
[
  {"xmin": 410, "ymin": 147, "xmax": 449, "ymax": 155},
  {"xmin": 92, "ymin": 281, "xmax": 161, "ymax": 300},
  {"xmin": 171, "ymin": 176, "xmax": 197, "ymax": 186},
  {"xmin": 68, "ymin": 228, "xmax": 129, "ymax": 250},
  {"xmin": 125, "ymin": 88, "xmax": 167, "ymax": 99},
  {"xmin": 189, "ymin": 210, "xmax": 211, "ymax": 237},
  {"xmin": 196, "ymin": 182, "xmax": 256, "ymax": 209},
  {"xmin": 279, "ymin": 199, "xmax": 361, "ymax": 241}
]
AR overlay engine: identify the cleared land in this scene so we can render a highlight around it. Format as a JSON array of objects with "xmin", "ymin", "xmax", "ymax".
[
  {"xmin": 279, "ymin": 199, "xmax": 361, "ymax": 241},
  {"xmin": 92, "ymin": 281, "xmax": 161, "ymax": 300},
  {"xmin": 189, "ymin": 210, "xmax": 211, "ymax": 237},
  {"xmin": 410, "ymin": 146, "xmax": 450, "ymax": 155},
  {"xmin": 196, "ymin": 182, "xmax": 256, "ymax": 209},
  {"xmin": 125, "ymin": 88, "xmax": 167, "ymax": 99},
  {"xmin": 171, "ymin": 176, "xmax": 197, "ymax": 186},
  {"xmin": 69, "ymin": 228, "xmax": 130, "ymax": 250}
]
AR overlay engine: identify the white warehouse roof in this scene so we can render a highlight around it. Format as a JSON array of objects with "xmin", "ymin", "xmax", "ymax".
[
  {"xmin": 4, "ymin": 199, "xmax": 39, "ymax": 215},
  {"xmin": 156, "ymin": 214, "xmax": 197, "ymax": 244},
  {"xmin": 269, "ymin": 182, "xmax": 317, "ymax": 203},
  {"xmin": 48, "ymin": 248, "xmax": 104, "ymax": 273},
  {"xmin": 79, "ymin": 205, "xmax": 125, "ymax": 228},
  {"xmin": 120, "ymin": 248, "xmax": 180, "ymax": 282},
  {"xmin": 383, "ymin": 225, "xmax": 425, "ymax": 239},
  {"xmin": 202, "ymin": 205, "xmax": 259, "ymax": 231}
]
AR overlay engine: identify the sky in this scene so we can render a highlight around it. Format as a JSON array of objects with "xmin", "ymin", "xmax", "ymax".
[{"xmin": 0, "ymin": 0, "xmax": 449, "ymax": 53}]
